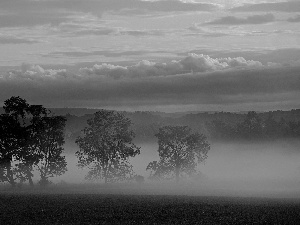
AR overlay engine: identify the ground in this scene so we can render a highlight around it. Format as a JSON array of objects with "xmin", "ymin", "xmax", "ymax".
[{"xmin": 0, "ymin": 189, "xmax": 300, "ymax": 224}]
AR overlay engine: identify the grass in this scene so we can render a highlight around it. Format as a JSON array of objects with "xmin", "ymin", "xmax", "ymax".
[{"xmin": 1, "ymin": 187, "xmax": 300, "ymax": 224}]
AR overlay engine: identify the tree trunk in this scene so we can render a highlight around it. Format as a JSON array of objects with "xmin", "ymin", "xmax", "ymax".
[
  {"xmin": 28, "ymin": 174, "xmax": 34, "ymax": 187},
  {"xmin": 39, "ymin": 175, "xmax": 48, "ymax": 187},
  {"xmin": 175, "ymin": 166, "xmax": 180, "ymax": 183},
  {"xmin": 174, "ymin": 151, "xmax": 180, "ymax": 183},
  {"xmin": 6, "ymin": 164, "xmax": 16, "ymax": 187},
  {"xmin": 104, "ymin": 161, "xmax": 108, "ymax": 184},
  {"xmin": 26, "ymin": 167, "xmax": 34, "ymax": 186}
]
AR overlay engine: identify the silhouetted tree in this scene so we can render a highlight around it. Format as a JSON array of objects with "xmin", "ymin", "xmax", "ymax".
[
  {"xmin": 263, "ymin": 113, "xmax": 279, "ymax": 139},
  {"xmin": 236, "ymin": 111, "xmax": 263, "ymax": 139},
  {"xmin": 0, "ymin": 97, "xmax": 30, "ymax": 187},
  {"xmin": 13, "ymin": 104, "xmax": 49, "ymax": 186},
  {"xmin": 287, "ymin": 121, "xmax": 300, "ymax": 137},
  {"xmin": 76, "ymin": 110, "xmax": 140, "ymax": 183},
  {"xmin": 32, "ymin": 116, "xmax": 67, "ymax": 186},
  {"xmin": 0, "ymin": 114, "xmax": 26, "ymax": 187},
  {"xmin": 0, "ymin": 96, "xmax": 67, "ymax": 187},
  {"xmin": 206, "ymin": 120, "xmax": 234, "ymax": 140},
  {"xmin": 146, "ymin": 126, "xmax": 210, "ymax": 183}
]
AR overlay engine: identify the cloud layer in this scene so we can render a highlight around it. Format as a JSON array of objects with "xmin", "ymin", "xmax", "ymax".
[
  {"xmin": 0, "ymin": 36, "xmax": 40, "ymax": 44},
  {"xmin": 4, "ymin": 54, "xmax": 264, "ymax": 80},
  {"xmin": 205, "ymin": 14, "xmax": 275, "ymax": 25},
  {"xmin": 230, "ymin": 1, "xmax": 300, "ymax": 13},
  {"xmin": 1, "ymin": 54, "xmax": 299, "ymax": 111},
  {"xmin": 0, "ymin": 0, "xmax": 219, "ymax": 28},
  {"xmin": 79, "ymin": 54, "xmax": 263, "ymax": 79}
]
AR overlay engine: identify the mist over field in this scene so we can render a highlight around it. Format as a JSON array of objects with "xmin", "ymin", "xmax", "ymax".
[{"xmin": 52, "ymin": 139, "xmax": 300, "ymax": 198}]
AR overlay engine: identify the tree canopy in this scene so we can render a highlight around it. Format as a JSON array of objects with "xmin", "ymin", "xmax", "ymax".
[
  {"xmin": 146, "ymin": 126, "xmax": 210, "ymax": 183},
  {"xmin": 0, "ymin": 96, "xmax": 67, "ymax": 187},
  {"xmin": 76, "ymin": 110, "xmax": 140, "ymax": 183}
]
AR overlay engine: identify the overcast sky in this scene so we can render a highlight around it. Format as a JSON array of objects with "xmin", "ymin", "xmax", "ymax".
[{"xmin": 0, "ymin": 0, "xmax": 300, "ymax": 112}]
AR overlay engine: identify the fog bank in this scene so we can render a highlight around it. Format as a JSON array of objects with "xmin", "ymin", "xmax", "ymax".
[{"xmin": 19, "ymin": 140, "xmax": 300, "ymax": 198}]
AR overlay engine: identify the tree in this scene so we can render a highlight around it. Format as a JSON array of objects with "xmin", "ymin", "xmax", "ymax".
[
  {"xmin": 0, "ymin": 114, "xmax": 26, "ymax": 187},
  {"xmin": 0, "ymin": 96, "xmax": 67, "ymax": 187},
  {"xmin": 30, "ymin": 116, "xmax": 67, "ymax": 186},
  {"xmin": 21, "ymin": 105, "xmax": 49, "ymax": 186},
  {"xmin": 263, "ymin": 113, "xmax": 279, "ymax": 139},
  {"xmin": 146, "ymin": 126, "xmax": 210, "ymax": 183},
  {"xmin": 206, "ymin": 120, "xmax": 234, "ymax": 140},
  {"xmin": 0, "ymin": 97, "xmax": 30, "ymax": 187},
  {"xmin": 236, "ymin": 111, "xmax": 263, "ymax": 139},
  {"xmin": 76, "ymin": 110, "xmax": 140, "ymax": 183}
]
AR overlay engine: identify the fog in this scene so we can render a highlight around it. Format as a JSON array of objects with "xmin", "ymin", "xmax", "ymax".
[{"xmin": 39, "ymin": 140, "xmax": 299, "ymax": 198}]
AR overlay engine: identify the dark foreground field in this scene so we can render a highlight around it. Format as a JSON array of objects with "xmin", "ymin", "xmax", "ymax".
[{"xmin": 1, "ymin": 193, "xmax": 300, "ymax": 224}]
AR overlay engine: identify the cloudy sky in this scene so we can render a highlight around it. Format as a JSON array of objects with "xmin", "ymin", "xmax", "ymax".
[{"xmin": 0, "ymin": 0, "xmax": 300, "ymax": 112}]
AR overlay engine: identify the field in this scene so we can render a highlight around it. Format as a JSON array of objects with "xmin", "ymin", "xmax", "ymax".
[{"xmin": 1, "ymin": 189, "xmax": 300, "ymax": 224}]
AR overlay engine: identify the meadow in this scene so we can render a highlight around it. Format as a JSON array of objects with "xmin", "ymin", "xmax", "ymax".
[{"xmin": 1, "ymin": 191, "xmax": 300, "ymax": 224}]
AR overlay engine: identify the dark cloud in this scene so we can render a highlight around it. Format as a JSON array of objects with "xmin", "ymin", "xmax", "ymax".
[
  {"xmin": 186, "ymin": 25, "xmax": 231, "ymax": 37},
  {"xmin": 0, "ymin": 0, "xmax": 219, "ymax": 28},
  {"xmin": 72, "ymin": 28, "xmax": 116, "ymax": 36},
  {"xmin": 44, "ymin": 50, "xmax": 167, "ymax": 58},
  {"xmin": 53, "ymin": 22, "xmax": 167, "ymax": 37},
  {"xmin": 0, "ymin": 36, "xmax": 40, "ymax": 44},
  {"xmin": 186, "ymin": 23, "xmax": 294, "ymax": 38},
  {"xmin": 287, "ymin": 15, "xmax": 300, "ymax": 22},
  {"xmin": 1, "ymin": 64, "xmax": 299, "ymax": 110},
  {"xmin": 0, "ymin": 12, "xmax": 72, "ymax": 28},
  {"xmin": 205, "ymin": 14, "xmax": 275, "ymax": 25},
  {"xmin": 2, "ymin": 54, "xmax": 299, "ymax": 110},
  {"xmin": 230, "ymin": 1, "xmax": 300, "ymax": 13},
  {"xmin": 117, "ymin": 29, "xmax": 165, "ymax": 36}
]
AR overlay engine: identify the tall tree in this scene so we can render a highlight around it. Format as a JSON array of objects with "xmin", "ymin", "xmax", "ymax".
[
  {"xmin": 236, "ymin": 111, "xmax": 263, "ymax": 139},
  {"xmin": 206, "ymin": 120, "xmax": 234, "ymax": 140},
  {"xmin": 263, "ymin": 113, "xmax": 279, "ymax": 139},
  {"xmin": 0, "ymin": 96, "xmax": 67, "ymax": 187},
  {"xmin": 0, "ymin": 97, "xmax": 29, "ymax": 187},
  {"xmin": 32, "ymin": 116, "xmax": 67, "ymax": 186},
  {"xmin": 146, "ymin": 126, "xmax": 210, "ymax": 183},
  {"xmin": 0, "ymin": 114, "xmax": 26, "ymax": 187},
  {"xmin": 76, "ymin": 110, "xmax": 140, "ymax": 183},
  {"xmin": 16, "ymin": 104, "xmax": 49, "ymax": 186}
]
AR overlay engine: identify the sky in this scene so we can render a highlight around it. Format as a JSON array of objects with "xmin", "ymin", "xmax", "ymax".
[{"xmin": 0, "ymin": 0, "xmax": 300, "ymax": 112}]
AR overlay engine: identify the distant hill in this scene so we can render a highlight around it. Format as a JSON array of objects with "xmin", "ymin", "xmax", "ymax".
[
  {"xmin": 1, "ymin": 106, "xmax": 300, "ymax": 144},
  {"xmin": 61, "ymin": 108, "xmax": 300, "ymax": 143},
  {"xmin": 49, "ymin": 108, "xmax": 100, "ymax": 116}
]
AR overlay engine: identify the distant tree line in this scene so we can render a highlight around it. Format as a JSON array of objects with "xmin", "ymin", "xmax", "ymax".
[
  {"xmin": 206, "ymin": 111, "xmax": 300, "ymax": 141},
  {"xmin": 63, "ymin": 110, "xmax": 300, "ymax": 143}
]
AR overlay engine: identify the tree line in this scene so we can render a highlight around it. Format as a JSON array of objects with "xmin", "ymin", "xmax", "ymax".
[
  {"xmin": 0, "ymin": 97, "xmax": 210, "ymax": 187},
  {"xmin": 207, "ymin": 111, "xmax": 300, "ymax": 141},
  {"xmin": 63, "ymin": 109, "xmax": 300, "ymax": 144}
]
